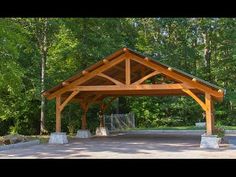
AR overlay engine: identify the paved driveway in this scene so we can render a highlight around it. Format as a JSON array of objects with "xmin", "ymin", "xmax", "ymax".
[{"xmin": 0, "ymin": 133, "xmax": 235, "ymax": 159}]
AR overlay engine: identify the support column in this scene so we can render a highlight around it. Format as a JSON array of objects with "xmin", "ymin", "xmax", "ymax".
[
  {"xmin": 56, "ymin": 95, "xmax": 61, "ymax": 132},
  {"xmin": 49, "ymin": 95, "xmax": 68, "ymax": 144},
  {"xmin": 200, "ymin": 93, "xmax": 219, "ymax": 149},
  {"xmin": 76, "ymin": 102, "xmax": 91, "ymax": 138},
  {"xmin": 205, "ymin": 93, "xmax": 215, "ymax": 135},
  {"xmin": 81, "ymin": 108, "xmax": 88, "ymax": 130}
]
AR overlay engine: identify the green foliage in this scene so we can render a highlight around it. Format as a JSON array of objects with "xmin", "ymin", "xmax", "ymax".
[
  {"xmin": 128, "ymin": 96, "xmax": 201, "ymax": 127},
  {"xmin": 214, "ymin": 126, "xmax": 225, "ymax": 138},
  {"xmin": 0, "ymin": 18, "xmax": 236, "ymax": 135}
]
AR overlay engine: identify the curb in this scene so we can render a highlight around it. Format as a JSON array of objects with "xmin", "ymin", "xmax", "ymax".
[
  {"xmin": 0, "ymin": 140, "xmax": 40, "ymax": 151},
  {"xmin": 225, "ymin": 130, "xmax": 236, "ymax": 134}
]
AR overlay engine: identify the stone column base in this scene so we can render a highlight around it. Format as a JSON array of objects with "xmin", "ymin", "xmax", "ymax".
[
  {"xmin": 76, "ymin": 130, "xmax": 91, "ymax": 138},
  {"xmin": 49, "ymin": 132, "xmax": 68, "ymax": 144},
  {"xmin": 96, "ymin": 127, "xmax": 109, "ymax": 136},
  {"xmin": 200, "ymin": 134, "xmax": 220, "ymax": 149}
]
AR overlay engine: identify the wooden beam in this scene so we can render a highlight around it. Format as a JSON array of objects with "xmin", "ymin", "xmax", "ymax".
[
  {"xmin": 97, "ymin": 73, "xmax": 124, "ymax": 86},
  {"xmin": 42, "ymin": 91, "xmax": 50, "ymax": 96},
  {"xmin": 70, "ymin": 84, "xmax": 194, "ymax": 92},
  {"xmin": 59, "ymin": 90, "xmax": 80, "ymax": 111},
  {"xmin": 182, "ymin": 88, "xmax": 206, "ymax": 111},
  {"xmin": 56, "ymin": 95, "xmax": 61, "ymax": 132},
  {"xmin": 126, "ymin": 58, "xmax": 131, "ymax": 85},
  {"xmin": 114, "ymin": 65, "xmax": 137, "ymax": 78},
  {"xmin": 47, "ymin": 53, "xmax": 127, "ymax": 100},
  {"xmin": 205, "ymin": 93, "xmax": 215, "ymax": 135},
  {"xmin": 130, "ymin": 54, "xmax": 224, "ymax": 99},
  {"xmin": 132, "ymin": 71, "xmax": 160, "ymax": 85}
]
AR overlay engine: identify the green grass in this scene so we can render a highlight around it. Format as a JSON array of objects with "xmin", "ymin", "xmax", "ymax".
[
  {"xmin": 128, "ymin": 126, "xmax": 236, "ymax": 130},
  {"xmin": 26, "ymin": 135, "xmax": 50, "ymax": 144},
  {"xmin": 128, "ymin": 126, "xmax": 204, "ymax": 130},
  {"xmin": 221, "ymin": 126, "xmax": 236, "ymax": 130},
  {"xmin": 25, "ymin": 135, "xmax": 76, "ymax": 144}
]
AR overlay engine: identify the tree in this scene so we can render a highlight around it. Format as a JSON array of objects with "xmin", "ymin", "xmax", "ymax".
[{"xmin": 16, "ymin": 18, "xmax": 60, "ymax": 134}]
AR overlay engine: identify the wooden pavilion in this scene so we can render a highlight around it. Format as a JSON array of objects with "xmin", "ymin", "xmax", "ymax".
[{"xmin": 43, "ymin": 48, "xmax": 225, "ymax": 136}]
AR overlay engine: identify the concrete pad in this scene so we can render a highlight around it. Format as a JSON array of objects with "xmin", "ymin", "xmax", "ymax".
[{"xmin": 0, "ymin": 132, "xmax": 235, "ymax": 159}]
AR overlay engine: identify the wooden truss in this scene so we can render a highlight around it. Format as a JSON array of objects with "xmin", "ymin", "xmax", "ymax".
[{"xmin": 43, "ymin": 48, "xmax": 224, "ymax": 135}]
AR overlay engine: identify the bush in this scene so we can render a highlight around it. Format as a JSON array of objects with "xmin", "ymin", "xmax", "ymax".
[
  {"xmin": 67, "ymin": 121, "xmax": 76, "ymax": 136},
  {"xmin": 214, "ymin": 126, "xmax": 225, "ymax": 138}
]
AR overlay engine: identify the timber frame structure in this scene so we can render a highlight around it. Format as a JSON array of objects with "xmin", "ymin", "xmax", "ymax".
[{"xmin": 43, "ymin": 48, "xmax": 225, "ymax": 135}]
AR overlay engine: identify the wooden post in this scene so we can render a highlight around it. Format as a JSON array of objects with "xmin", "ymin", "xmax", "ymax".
[
  {"xmin": 56, "ymin": 95, "xmax": 61, "ymax": 132},
  {"xmin": 81, "ymin": 103, "xmax": 89, "ymax": 130},
  {"xmin": 205, "ymin": 93, "xmax": 215, "ymax": 135},
  {"xmin": 126, "ymin": 58, "xmax": 130, "ymax": 85},
  {"xmin": 81, "ymin": 112, "xmax": 87, "ymax": 130}
]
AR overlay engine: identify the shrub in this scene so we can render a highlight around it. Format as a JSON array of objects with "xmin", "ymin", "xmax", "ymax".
[
  {"xmin": 214, "ymin": 126, "xmax": 225, "ymax": 138},
  {"xmin": 67, "ymin": 121, "xmax": 76, "ymax": 136}
]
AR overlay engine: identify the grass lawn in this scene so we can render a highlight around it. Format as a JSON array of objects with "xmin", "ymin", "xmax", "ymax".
[
  {"xmin": 128, "ymin": 126, "xmax": 236, "ymax": 130},
  {"xmin": 25, "ymin": 135, "xmax": 50, "ymax": 144}
]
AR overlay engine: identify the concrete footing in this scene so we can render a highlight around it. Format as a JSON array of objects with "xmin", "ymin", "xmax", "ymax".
[
  {"xmin": 200, "ymin": 134, "xmax": 221, "ymax": 149},
  {"xmin": 76, "ymin": 130, "xmax": 91, "ymax": 138},
  {"xmin": 49, "ymin": 132, "xmax": 68, "ymax": 144},
  {"xmin": 96, "ymin": 127, "xmax": 109, "ymax": 136}
]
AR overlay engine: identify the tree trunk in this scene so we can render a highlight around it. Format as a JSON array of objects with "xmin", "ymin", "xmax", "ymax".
[
  {"xmin": 40, "ymin": 20, "xmax": 48, "ymax": 135},
  {"xmin": 40, "ymin": 53, "xmax": 47, "ymax": 134},
  {"xmin": 203, "ymin": 33, "xmax": 211, "ymax": 81}
]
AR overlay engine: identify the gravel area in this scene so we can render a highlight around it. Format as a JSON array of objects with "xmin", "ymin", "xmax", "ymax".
[{"xmin": 0, "ymin": 132, "xmax": 235, "ymax": 159}]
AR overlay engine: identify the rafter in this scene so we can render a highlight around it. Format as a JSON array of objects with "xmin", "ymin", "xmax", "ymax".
[
  {"xmin": 129, "ymin": 54, "xmax": 223, "ymax": 99},
  {"xmin": 47, "ymin": 53, "xmax": 127, "ymax": 100}
]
